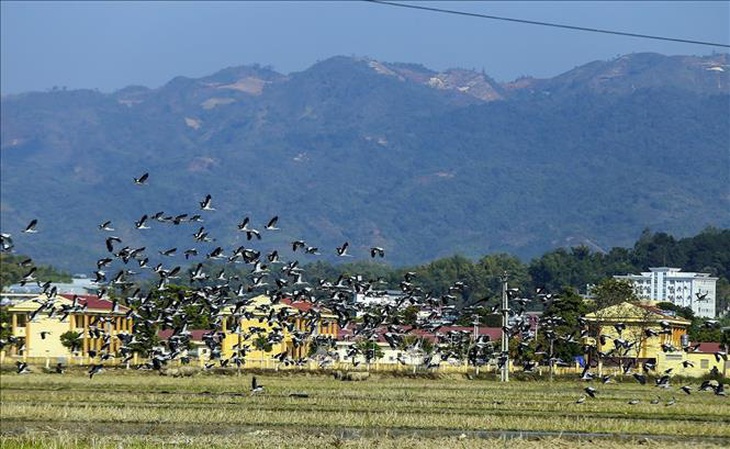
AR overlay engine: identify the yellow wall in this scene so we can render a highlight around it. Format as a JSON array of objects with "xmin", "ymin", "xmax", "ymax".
[
  {"xmin": 659, "ymin": 352, "xmax": 728, "ymax": 377},
  {"xmin": 7, "ymin": 296, "xmax": 133, "ymax": 359},
  {"xmin": 218, "ymin": 298, "xmax": 339, "ymax": 362}
]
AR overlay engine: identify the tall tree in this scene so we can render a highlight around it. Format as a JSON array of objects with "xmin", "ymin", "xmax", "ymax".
[{"xmin": 589, "ymin": 278, "xmax": 640, "ymax": 311}]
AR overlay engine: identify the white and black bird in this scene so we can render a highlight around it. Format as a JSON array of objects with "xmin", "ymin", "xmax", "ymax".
[
  {"xmin": 336, "ymin": 241, "xmax": 352, "ymax": 257},
  {"xmin": 0, "ymin": 233, "xmax": 14, "ymax": 252},
  {"xmin": 23, "ymin": 219, "xmax": 38, "ymax": 234},
  {"xmin": 98, "ymin": 221, "xmax": 115, "ymax": 232},
  {"xmin": 135, "ymin": 214, "xmax": 150, "ymax": 230},
  {"xmin": 199, "ymin": 194, "xmax": 215, "ymax": 211},
  {"xmin": 370, "ymin": 247, "xmax": 385, "ymax": 258},
  {"xmin": 192, "ymin": 227, "xmax": 212, "ymax": 243},
  {"xmin": 16, "ymin": 361, "xmax": 31, "ymax": 374},
  {"xmin": 251, "ymin": 375, "xmax": 265, "ymax": 394},
  {"xmin": 304, "ymin": 246, "xmax": 320, "ymax": 255},
  {"xmin": 159, "ymin": 247, "xmax": 177, "ymax": 257},
  {"xmin": 133, "ymin": 172, "xmax": 149, "ymax": 185},
  {"xmin": 20, "ymin": 267, "xmax": 37, "ymax": 285},
  {"xmin": 264, "ymin": 216, "xmax": 280, "ymax": 231},
  {"xmin": 105, "ymin": 236, "xmax": 122, "ymax": 253},
  {"xmin": 88, "ymin": 364, "xmax": 104, "ymax": 379},
  {"xmin": 184, "ymin": 248, "xmax": 198, "ymax": 260},
  {"xmin": 584, "ymin": 386, "xmax": 597, "ymax": 398}
]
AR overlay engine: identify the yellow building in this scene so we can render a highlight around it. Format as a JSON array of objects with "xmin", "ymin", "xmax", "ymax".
[
  {"xmin": 4, "ymin": 293, "xmax": 132, "ymax": 360},
  {"xmin": 659, "ymin": 342, "xmax": 728, "ymax": 378},
  {"xmin": 583, "ymin": 302, "xmax": 691, "ymax": 372},
  {"xmin": 218, "ymin": 295, "xmax": 338, "ymax": 363}
]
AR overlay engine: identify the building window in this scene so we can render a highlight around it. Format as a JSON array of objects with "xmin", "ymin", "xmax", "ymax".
[
  {"xmin": 700, "ymin": 359, "xmax": 709, "ymax": 369},
  {"xmin": 15, "ymin": 313, "xmax": 27, "ymax": 327}
]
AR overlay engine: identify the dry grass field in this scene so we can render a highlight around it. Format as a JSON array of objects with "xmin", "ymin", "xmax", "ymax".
[{"xmin": 1, "ymin": 367, "xmax": 728, "ymax": 448}]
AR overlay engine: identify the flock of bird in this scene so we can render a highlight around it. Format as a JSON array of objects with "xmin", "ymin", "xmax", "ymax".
[
  {"xmin": 1, "ymin": 171, "xmax": 727, "ymax": 404},
  {"xmin": 1, "ymin": 171, "xmax": 455, "ymax": 379},
  {"xmin": 570, "ymin": 319, "xmax": 728, "ymax": 405}
]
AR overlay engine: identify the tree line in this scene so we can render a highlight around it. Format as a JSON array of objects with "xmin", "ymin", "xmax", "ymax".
[{"xmin": 2, "ymin": 227, "xmax": 728, "ymax": 313}]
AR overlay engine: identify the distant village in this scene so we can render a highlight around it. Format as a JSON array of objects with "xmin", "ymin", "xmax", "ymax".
[{"xmin": 1, "ymin": 266, "xmax": 726, "ymax": 379}]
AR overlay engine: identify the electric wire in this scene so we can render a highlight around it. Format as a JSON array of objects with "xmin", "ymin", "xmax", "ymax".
[{"xmin": 365, "ymin": 0, "xmax": 730, "ymax": 48}]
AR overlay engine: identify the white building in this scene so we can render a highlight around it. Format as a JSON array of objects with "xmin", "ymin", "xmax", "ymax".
[{"xmin": 614, "ymin": 267, "xmax": 717, "ymax": 318}]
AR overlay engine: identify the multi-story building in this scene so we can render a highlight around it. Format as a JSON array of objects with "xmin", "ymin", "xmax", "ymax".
[
  {"xmin": 614, "ymin": 267, "xmax": 717, "ymax": 318},
  {"xmin": 218, "ymin": 295, "xmax": 339, "ymax": 363},
  {"xmin": 3, "ymin": 293, "xmax": 132, "ymax": 359}
]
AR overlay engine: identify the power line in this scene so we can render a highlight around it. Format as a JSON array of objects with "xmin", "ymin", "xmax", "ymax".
[{"xmin": 364, "ymin": 0, "xmax": 730, "ymax": 48}]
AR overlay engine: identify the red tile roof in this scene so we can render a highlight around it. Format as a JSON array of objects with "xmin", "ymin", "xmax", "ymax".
[
  {"xmin": 280, "ymin": 297, "xmax": 336, "ymax": 316},
  {"xmin": 158, "ymin": 329, "xmax": 211, "ymax": 342},
  {"xmin": 693, "ymin": 342, "xmax": 724, "ymax": 354},
  {"xmin": 60, "ymin": 294, "xmax": 129, "ymax": 313},
  {"xmin": 280, "ymin": 297, "xmax": 316, "ymax": 312}
]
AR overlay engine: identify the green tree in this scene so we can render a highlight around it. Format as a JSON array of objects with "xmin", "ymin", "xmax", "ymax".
[
  {"xmin": 1, "ymin": 253, "xmax": 72, "ymax": 288},
  {"xmin": 589, "ymin": 278, "xmax": 639, "ymax": 311},
  {"xmin": 689, "ymin": 325, "xmax": 722, "ymax": 343},
  {"xmin": 0, "ymin": 306, "xmax": 12, "ymax": 341},
  {"xmin": 253, "ymin": 335, "xmax": 273, "ymax": 352},
  {"xmin": 60, "ymin": 330, "xmax": 82, "ymax": 353},
  {"xmin": 539, "ymin": 287, "xmax": 589, "ymax": 362},
  {"xmin": 356, "ymin": 340, "xmax": 384, "ymax": 364},
  {"xmin": 655, "ymin": 302, "xmax": 694, "ymax": 320}
]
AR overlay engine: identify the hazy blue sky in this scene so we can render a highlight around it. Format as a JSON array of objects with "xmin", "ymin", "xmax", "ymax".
[{"xmin": 2, "ymin": 1, "xmax": 728, "ymax": 94}]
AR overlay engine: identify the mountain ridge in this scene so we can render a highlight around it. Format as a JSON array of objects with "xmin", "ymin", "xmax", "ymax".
[{"xmin": 1, "ymin": 52, "xmax": 728, "ymax": 273}]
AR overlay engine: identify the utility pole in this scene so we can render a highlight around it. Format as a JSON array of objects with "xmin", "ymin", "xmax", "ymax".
[
  {"xmin": 472, "ymin": 314, "xmax": 480, "ymax": 376},
  {"xmin": 501, "ymin": 272, "xmax": 510, "ymax": 382}
]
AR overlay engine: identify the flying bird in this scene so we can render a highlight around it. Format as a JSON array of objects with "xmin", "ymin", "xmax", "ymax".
[
  {"xmin": 292, "ymin": 240, "xmax": 307, "ymax": 252},
  {"xmin": 251, "ymin": 375, "xmax": 265, "ymax": 394},
  {"xmin": 159, "ymin": 247, "xmax": 177, "ymax": 257},
  {"xmin": 98, "ymin": 221, "xmax": 115, "ymax": 231},
  {"xmin": 16, "ymin": 361, "xmax": 31, "ymax": 374},
  {"xmin": 336, "ymin": 242, "xmax": 352, "ymax": 257},
  {"xmin": 199, "ymin": 194, "xmax": 215, "ymax": 211},
  {"xmin": 23, "ymin": 219, "xmax": 38, "ymax": 234},
  {"xmin": 133, "ymin": 172, "xmax": 149, "ymax": 185},
  {"xmin": 370, "ymin": 247, "xmax": 385, "ymax": 258},
  {"xmin": 135, "ymin": 214, "xmax": 150, "ymax": 230},
  {"xmin": 88, "ymin": 364, "xmax": 104, "ymax": 379},
  {"xmin": 0, "ymin": 233, "xmax": 14, "ymax": 252},
  {"xmin": 184, "ymin": 248, "xmax": 198, "ymax": 260},
  {"xmin": 264, "ymin": 216, "xmax": 280, "ymax": 231},
  {"xmin": 105, "ymin": 236, "xmax": 122, "ymax": 253}
]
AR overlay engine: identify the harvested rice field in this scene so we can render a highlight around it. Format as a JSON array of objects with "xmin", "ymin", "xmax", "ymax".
[{"xmin": 1, "ymin": 368, "xmax": 728, "ymax": 448}]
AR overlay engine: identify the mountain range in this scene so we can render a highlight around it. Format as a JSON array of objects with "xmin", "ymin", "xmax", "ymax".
[{"xmin": 1, "ymin": 52, "xmax": 728, "ymax": 273}]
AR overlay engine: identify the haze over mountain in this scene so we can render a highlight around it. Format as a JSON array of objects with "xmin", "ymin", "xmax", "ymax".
[{"xmin": 1, "ymin": 52, "xmax": 728, "ymax": 273}]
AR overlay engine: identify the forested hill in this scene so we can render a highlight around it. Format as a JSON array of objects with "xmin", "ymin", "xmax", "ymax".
[{"xmin": 1, "ymin": 52, "xmax": 728, "ymax": 273}]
